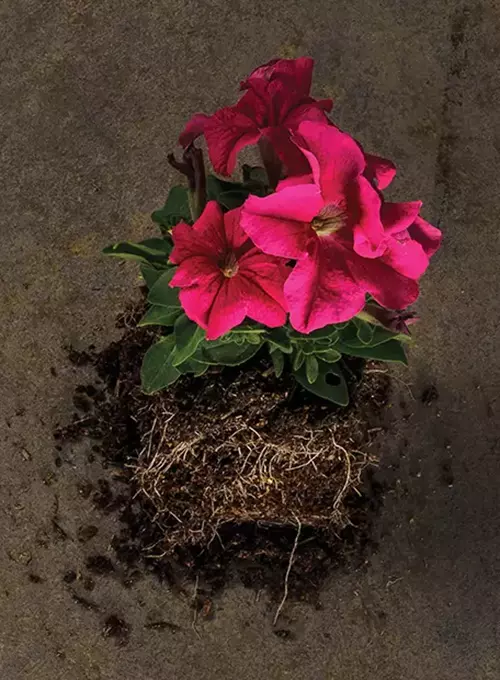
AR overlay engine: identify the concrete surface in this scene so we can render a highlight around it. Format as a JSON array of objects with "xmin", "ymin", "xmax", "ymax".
[{"xmin": 1, "ymin": 0, "xmax": 500, "ymax": 678}]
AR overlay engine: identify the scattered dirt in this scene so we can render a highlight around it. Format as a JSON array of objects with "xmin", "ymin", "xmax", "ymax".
[
  {"xmin": 421, "ymin": 385, "xmax": 439, "ymax": 405},
  {"xmin": 102, "ymin": 615, "xmax": 130, "ymax": 646},
  {"xmin": 55, "ymin": 306, "xmax": 392, "ymax": 599}
]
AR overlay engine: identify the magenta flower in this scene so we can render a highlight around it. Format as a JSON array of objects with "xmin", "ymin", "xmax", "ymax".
[
  {"xmin": 169, "ymin": 202, "xmax": 289, "ymax": 340},
  {"xmin": 179, "ymin": 57, "xmax": 333, "ymax": 176},
  {"xmin": 240, "ymin": 122, "xmax": 441, "ymax": 333}
]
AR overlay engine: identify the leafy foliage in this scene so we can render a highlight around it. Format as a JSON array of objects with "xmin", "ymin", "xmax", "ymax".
[
  {"xmin": 139, "ymin": 310, "xmax": 409, "ymax": 404},
  {"xmin": 102, "ymin": 237, "xmax": 172, "ymax": 266}
]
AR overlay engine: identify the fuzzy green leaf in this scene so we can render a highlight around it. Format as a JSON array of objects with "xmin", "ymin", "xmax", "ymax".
[
  {"xmin": 267, "ymin": 327, "xmax": 293, "ymax": 354},
  {"xmin": 195, "ymin": 339, "xmax": 262, "ymax": 366},
  {"xmin": 147, "ymin": 269, "xmax": 181, "ymax": 308},
  {"xmin": 353, "ymin": 317, "xmax": 374, "ymax": 345},
  {"xmin": 171, "ymin": 315, "xmax": 205, "ymax": 366},
  {"xmin": 294, "ymin": 360, "xmax": 349, "ymax": 406},
  {"xmin": 337, "ymin": 339, "xmax": 408, "ymax": 364},
  {"xmin": 289, "ymin": 324, "xmax": 339, "ymax": 342},
  {"xmin": 152, "ymin": 186, "xmax": 192, "ymax": 232},
  {"xmin": 225, "ymin": 322, "xmax": 265, "ymax": 336},
  {"xmin": 141, "ymin": 335, "xmax": 180, "ymax": 394},
  {"xmin": 293, "ymin": 350, "xmax": 305, "ymax": 371},
  {"xmin": 218, "ymin": 189, "xmax": 250, "ymax": 210},
  {"xmin": 342, "ymin": 321, "xmax": 409, "ymax": 349},
  {"xmin": 206, "ymin": 175, "xmax": 262, "ymax": 210},
  {"xmin": 316, "ymin": 347, "xmax": 342, "ymax": 363},
  {"xmin": 138, "ymin": 305, "xmax": 182, "ymax": 328},
  {"xmin": 103, "ymin": 237, "xmax": 172, "ymax": 265},
  {"xmin": 176, "ymin": 357, "xmax": 209, "ymax": 376},
  {"xmin": 270, "ymin": 348, "xmax": 285, "ymax": 378},
  {"xmin": 305, "ymin": 355, "xmax": 319, "ymax": 384},
  {"xmin": 140, "ymin": 264, "xmax": 164, "ymax": 289}
]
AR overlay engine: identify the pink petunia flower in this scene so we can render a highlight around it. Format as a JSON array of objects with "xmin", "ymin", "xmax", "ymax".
[
  {"xmin": 169, "ymin": 202, "xmax": 289, "ymax": 340},
  {"xmin": 240, "ymin": 122, "xmax": 441, "ymax": 334},
  {"xmin": 179, "ymin": 57, "xmax": 333, "ymax": 176}
]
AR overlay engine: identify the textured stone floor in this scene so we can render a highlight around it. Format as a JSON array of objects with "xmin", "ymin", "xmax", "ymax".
[{"xmin": 1, "ymin": 1, "xmax": 500, "ymax": 678}]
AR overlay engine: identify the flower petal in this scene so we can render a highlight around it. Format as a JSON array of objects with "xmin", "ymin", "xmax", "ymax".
[
  {"xmin": 239, "ymin": 249, "xmax": 289, "ymax": 310},
  {"xmin": 408, "ymin": 216, "xmax": 442, "ymax": 257},
  {"xmin": 237, "ymin": 270, "xmax": 288, "ymax": 328},
  {"xmin": 382, "ymin": 237, "xmax": 429, "ymax": 280},
  {"xmin": 266, "ymin": 126, "xmax": 312, "ymax": 175},
  {"xmin": 205, "ymin": 278, "xmax": 248, "ymax": 339},
  {"xmin": 241, "ymin": 57, "xmax": 315, "ymax": 99},
  {"xmin": 295, "ymin": 121, "xmax": 366, "ymax": 204},
  {"xmin": 381, "ymin": 201, "xmax": 423, "ymax": 235},
  {"xmin": 276, "ymin": 174, "xmax": 314, "ymax": 191},
  {"xmin": 236, "ymin": 89, "xmax": 268, "ymax": 127},
  {"xmin": 246, "ymin": 183, "xmax": 323, "ymax": 222},
  {"xmin": 284, "ymin": 99, "xmax": 333, "ymax": 128},
  {"xmin": 285, "ymin": 240, "xmax": 365, "ymax": 333},
  {"xmin": 179, "ymin": 113, "xmax": 211, "ymax": 148},
  {"xmin": 222, "ymin": 207, "xmax": 249, "ymax": 252},
  {"xmin": 241, "ymin": 185, "xmax": 323, "ymax": 258},
  {"xmin": 170, "ymin": 257, "xmax": 218, "ymax": 287},
  {"xmin": 364, "ymin": 153, "xmax": 396, "ymax": 190},
  {"xmin": 179, "ymin": 273, "xmax": 223, "ymax": 329},
  {"xmin": 169, "ymin": 221, "xmax": 207, "ymax": 263},
  {"xmin": 346, "ymin": 250, "xmax": 420, "ymax": 309},
  {"xmin": 351, "ymin": 176, "xmax": 387, "ymax": 258},
  {"xmin": 170, "ymin": 202, "xmax": 226, "ymax": 264},
  {"xmin": 204, "ymin": 107, "xmax": 260, "ymax": 176}
]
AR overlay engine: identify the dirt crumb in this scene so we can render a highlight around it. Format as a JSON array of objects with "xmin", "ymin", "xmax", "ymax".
[
  {"xmin": 85, "ymin": 555, "xmax": 115, "ymax": 575},
  {"xmin": 102, "ymin": 615, "xmax": 130, "ymax": 645}
]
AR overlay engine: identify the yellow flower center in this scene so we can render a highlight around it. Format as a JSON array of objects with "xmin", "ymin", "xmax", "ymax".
[
  {"xmin": 311, "ymin": 204, "xmax": 346, "ymax": 237},
  {"xmin": 220, "ymin": 252, "xmax": 239, "ymax": 278}
]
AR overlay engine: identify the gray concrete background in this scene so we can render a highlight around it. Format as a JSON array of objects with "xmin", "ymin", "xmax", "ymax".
[{"xmin": 1, "ymin": 0, "xmax": 500, "ymax": 678}]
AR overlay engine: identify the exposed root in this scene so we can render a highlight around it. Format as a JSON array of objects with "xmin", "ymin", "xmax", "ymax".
[
  {"xmin": 133, "ymin": 385, "xmax": 380, "ymax": 552},
  {"xmin": 273, "ymin": 516, "xmax": 302, "ymax": 626}
]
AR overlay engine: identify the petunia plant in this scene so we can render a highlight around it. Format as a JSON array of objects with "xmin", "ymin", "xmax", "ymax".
[{"xmin": 104, "ymin": 57, "xmax": 441, "ymax": 405}]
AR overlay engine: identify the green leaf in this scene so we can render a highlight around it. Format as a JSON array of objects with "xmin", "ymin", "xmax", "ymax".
[
  {"xmin": 354, "ymin": 317, "xmax": 374, "ymax": 345},
  {"xmin": 152, "ymin": 186, "xmax": 192, "ymax": 232},
  {"xmin": 294, "ymin": 360, "xmax": 349, "ymax": 406},
  {"xmin": 140, "ymin": 264, "xmax": 164, "ymax": 289},
  {"xmin": 270, "ymin": 348, "xmax": 285, "ymax": 378},
  {"xmin": 370, "ymin": 326, "xmax": 411, "ymax": 346},
  {"xmin": 207, "ymin": 175, "xmax": 250, "ymax": 210},
  {"xmin": 341, "ymin": 321, "xmax": 409, "ymax": 349},
  {"xmin": 295, "ymin": 340, "xmax": 316, "ymax": 355},
  {"xmin": 171, "ymin": 315, "xmax": 205, "ymax": 366},
  {"xmin": 195, "ymin": 339, "xmax": 262, "ymax": 366},
  {"xmin": 138, "ymin": 305, "xmax": 182, "ymax": 327},
  {"xmin": 245, "ymin": 333, "xmax": 262, "ymax": 345},
  {"xmin": 293, "ymin": 350, "xmax": 305, "ymax": 371},
  {"xmin": 141, "ymin": 335, "xmax": 180, "ymax": 393},
  {"xmin": 337, "ymin": 339, "xmax": 408, "ymax": 364},
  {"xmin": 225, "ymin": 322, "xmax": 265, "ymax": 336},
  {"xmin": 176, "ymin": 357, "xmax": 209, "ymax": 376},
  {"xmin": 102, "ymin": 237, "xmax": 172, "ymax": 265},
  {"xmin": 289, "ymin": 324, "xmax": 339, "ymax": 342},
  {"xmin": 305, "ymin": 355, "xmax": 319, "ymax": 384},
  {"xmin": 218, "ymin": 190, "xmax": 250, "ymax": 210},
  {"xmin": 316, "ymin": 347, "xmax": 341, "ymax": 363},
  {"xmin": 147, "ymin": 269, "xmax": 181, "ymax": 308},
  {"xmin": 267, "ymin": 327, "xmax": 293, "ymax": 354}
]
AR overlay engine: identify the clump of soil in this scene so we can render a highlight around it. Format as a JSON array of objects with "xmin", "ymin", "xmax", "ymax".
[{"xmin": 56, "ymin": 307, "xmax": 390, "ymax": 596}]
